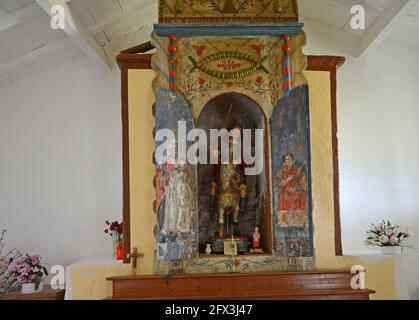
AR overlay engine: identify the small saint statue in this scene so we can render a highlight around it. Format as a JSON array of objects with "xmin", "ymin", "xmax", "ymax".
[
  {"xmin": 156, "ymin": 138, "xmax": 196, "ymax": 239},
  {"xmin": 250, "ymin": 225, "xmax": 263, "ymax": 254},
  {"xmin": 252, "ymin": 225, "xmax": 261, "ymax": 250},
  {"xmin": 209, "ymin": 123, "xmax": 248, "ymax": 239}
]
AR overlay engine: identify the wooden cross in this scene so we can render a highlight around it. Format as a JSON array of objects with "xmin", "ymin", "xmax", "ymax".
[{"xmin": 126, "ymin": 247, "xmax": 143, "ymax": 276}]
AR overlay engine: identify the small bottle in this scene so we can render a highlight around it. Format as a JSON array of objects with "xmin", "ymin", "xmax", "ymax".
[{"xmin": 205, "ymin": 243, "xmax": 212, "ymax": 255}]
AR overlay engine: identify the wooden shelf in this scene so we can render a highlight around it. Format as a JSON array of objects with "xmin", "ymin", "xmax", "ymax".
[
  {"xmin": 0, "ymin": 285, "xmax": 65, "ymax": 300},
  {"xmin": 108, "ymin": 270, "xmax": 375, "ymax": 300}
]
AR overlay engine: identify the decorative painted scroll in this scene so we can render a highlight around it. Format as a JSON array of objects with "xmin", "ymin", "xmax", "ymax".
[
  {"xmin": 154, "ymin": 88, "xmax": 198, "ymax": 261},
  {"xmin": 169, "ymin": 34, "xmax": 308, "ymax": 118},
  {"xmin": 159, "ymin": 0, "xmax": 299, "ymax": 24},
  {"xmin": 270, "ymin": 85, "xmax": 314, "ymax": 257},
  {"xmin": 188, "ymin": 51, "xmax": 269, "ymax": 79}
]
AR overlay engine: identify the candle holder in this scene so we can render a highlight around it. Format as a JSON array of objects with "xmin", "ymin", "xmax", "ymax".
[{"xmin": 116, "ymin": 242, "xmax": 124, "ymax": 260}]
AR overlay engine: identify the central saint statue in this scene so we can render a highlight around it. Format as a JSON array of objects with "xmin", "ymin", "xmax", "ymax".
[{"xmin": 209, "ymin": 123, "xmax": 248, "ymax": 239}]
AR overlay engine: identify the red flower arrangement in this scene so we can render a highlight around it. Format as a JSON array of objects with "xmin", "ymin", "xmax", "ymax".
[
  {"xmin": 105, "ymin": 220, "xmax": 123, "ymax": 260},
  {"xmin": 104, "ymin": 220, "xmax": 123, "ymax": 239}
]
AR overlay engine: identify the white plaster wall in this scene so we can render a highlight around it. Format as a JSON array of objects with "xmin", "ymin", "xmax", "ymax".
[
  {"xmin": 303, "ymin": 18, "xmax": 419, "ymax": 299},
  {"xmin": 0, "ymin": 52, "xmax": 122, "ymax": 271}
]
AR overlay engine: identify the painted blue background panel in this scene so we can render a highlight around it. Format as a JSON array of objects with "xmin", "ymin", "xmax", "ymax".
[{"xmin": 270, "ymin": 85, "xmax": 314, "ymax": 257}]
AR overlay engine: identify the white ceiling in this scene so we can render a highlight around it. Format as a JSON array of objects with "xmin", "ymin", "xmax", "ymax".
[
  {"xmin": 300, "ymin": 0, "xmax": 392, "ymax": 35},
  {"xmin": 300, "ymin": 0, "xmax": 419, "ymax": 50},
  {"xmin": 0, "ymin": 0, "xmax": 35, "ymax": 13},
  {"xmin": 0, "ymin": 11, "xmax": 66, "ymax": 64},
  {"xmin": 0, "ymin": 0, "xmax": 418, "ymax": 88},
  {"xmin": 387, "ymin": 1, "xmax": 419, "ymax": 49},
  {"xmin": 68, "ymin": 0, "xmax": 157, "ymax": 50}
]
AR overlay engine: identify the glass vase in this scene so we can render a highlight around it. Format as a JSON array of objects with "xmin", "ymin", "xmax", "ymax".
[
  {"xmin": 112, "ymin": 233, "xmax": 119, "ymax": 258},
  {"xmin": 112, "ymin": 233, "xmax": 123, "ymax": 259},
  {"xmin": 116, "ymin": 243, "xmax": 124, "ymax": 260}
]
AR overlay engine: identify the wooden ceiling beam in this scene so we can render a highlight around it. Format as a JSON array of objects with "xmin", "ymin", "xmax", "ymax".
[
  {"xmin": 86, "ymin": 0, "xmax": 157, "ymax": 35},
  {"xmin": 0, "ymin": 2, "xmax": 44, "ymax": 32},
  {"xmin": 0, "ymin": 36, "xmax": 73, "ymax": 75},
  {"xmin": 104, "ymin": 23, "xmax": 154, "ymax": 67},
  {"xmin": 35, "ymin": 0, "xmax": 111, "ymax": 69},
  {"xmin": 358, "ymin": 0, "xmax": 416, "ymax": 57},
  {"xmin": 328, "ymin": 0, "xmax": 383, "ymax": 16}
]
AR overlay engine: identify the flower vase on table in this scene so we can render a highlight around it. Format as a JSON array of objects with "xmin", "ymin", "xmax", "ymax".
[
  {"xmin": 112, "ymin": 233, "xmax": 119, "ymax": 257},
  {"xmin": 111, "ymin": 234, "xmax": 124, "ymax": 260},
  {"xmin": 365, "ymin": 220, "xmax": 413, "ymax": 255},
  {"xmin": 116, "ymin": 242, "xmax": 124, "ymax": 260},
  {"xmin": 105, "ymin": 220, "xmax": 123, "ymax": 260},
  {"xmin": 6, "ymin": 254, "xmax": 48, "ymax": 294}
]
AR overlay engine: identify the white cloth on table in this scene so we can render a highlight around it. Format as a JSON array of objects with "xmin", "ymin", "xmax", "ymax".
[{"xmin": 64, "ymin": 256, "xmax": 122, "ymax": 300}]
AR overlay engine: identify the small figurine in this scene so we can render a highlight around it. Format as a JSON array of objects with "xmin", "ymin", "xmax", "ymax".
[
  {"xmin": 250, "ymin": 225, "xmax": 263, "ymax": 254},
  {"xmin": 252, "ymin": 225, "xmax": 261, "ymax": 249}
]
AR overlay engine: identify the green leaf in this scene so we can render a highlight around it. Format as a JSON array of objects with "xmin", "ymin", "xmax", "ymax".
[
  {"xmin": 225, "ymin": 262, "xmax": 232, "ymax": 271},
  {"xmin": 242, "ymin": 263, "xmax": 250, "ymax": 271},
  {"xmin": 35, "ymin": 279, "xmax": 41, "ymax": 291}
]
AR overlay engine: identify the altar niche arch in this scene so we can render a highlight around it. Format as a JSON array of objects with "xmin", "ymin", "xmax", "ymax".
[{"xmin": 196, "ymin": 92, "xmax": 273, "ymax": 255}]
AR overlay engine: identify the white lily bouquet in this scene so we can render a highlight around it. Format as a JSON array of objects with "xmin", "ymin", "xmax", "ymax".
[{"xmin": 365, "ymin": 221, "xmax": 413, "ymax": 253}]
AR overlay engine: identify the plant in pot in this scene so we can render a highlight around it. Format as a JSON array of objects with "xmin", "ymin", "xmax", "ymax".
[
  {"xmin": 365, "ymin": 220, "xmax": 413, "ymax": 255},
  {"xmin": 7, "ymin": 254, "xmax": 48, "ymax": 294}
]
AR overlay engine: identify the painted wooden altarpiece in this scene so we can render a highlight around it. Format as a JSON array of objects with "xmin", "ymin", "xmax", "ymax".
[{"xmin": 151, "ymin": 0, "xmax": 314, "ymax": 274}]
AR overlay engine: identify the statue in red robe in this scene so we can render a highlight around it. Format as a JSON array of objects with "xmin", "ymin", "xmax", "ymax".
[{"xmin": 276, "ymin": 153, "xmax": 307, "ymax": 212}]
